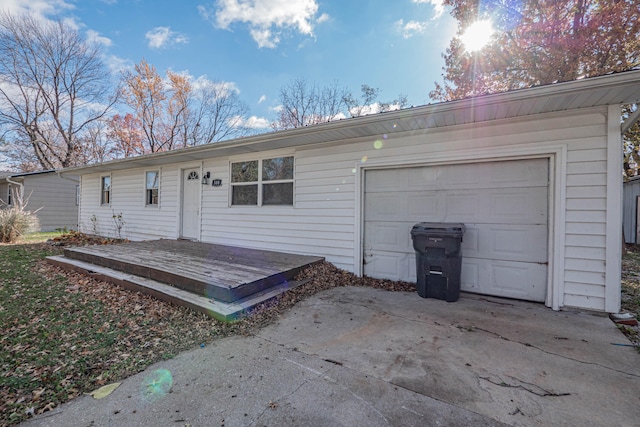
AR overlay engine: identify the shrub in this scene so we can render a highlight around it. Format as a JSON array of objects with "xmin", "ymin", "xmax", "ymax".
[
  {"xmin": 0, "ymin": 188, "xmax": 41, "ymax": 243},
  {"xmin": 0, "ymin": 207, "xmax": 40, "ymax": 243}
]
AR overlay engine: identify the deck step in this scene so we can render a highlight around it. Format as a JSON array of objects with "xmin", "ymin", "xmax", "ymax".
[
  {"xmin": 47, "ymin": 255, "xmax": 310, "ymax": 322},
  {"xmin": 63, "ymin": 240, "xmax": 323, "ymax": 303}
]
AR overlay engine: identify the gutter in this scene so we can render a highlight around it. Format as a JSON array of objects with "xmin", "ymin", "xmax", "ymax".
[{"xmin": 56, "ymin": 170, "xmax": 80, "ymax": 183}]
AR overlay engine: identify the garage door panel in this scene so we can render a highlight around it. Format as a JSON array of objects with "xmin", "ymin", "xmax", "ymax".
[
  {"xmin": 364, "ymin": 158, "xmax": 549, "ymax": 302},
  {"xmin": 440, "ymin": 187, "xmax": 547, "ymax": 224},
  {"xmin": 365, "ymin": 251, "xmax": 414, "ymax": 282},
  {"xmin": 365, "ymin": 194, "xmax": 407, "ymax": 220},
  {"xmin": 396, "ymin": 158, "xmax": 548, "ymax": 191},
  {"xmin": 461, "ymin": 224, "xmax": 548, "ymax": 263},
  {"xmin": 364, "ymin": 221, "xmax": 413, "ymax": 253},
  {"xmin": 460, "ymin": 259, "xmax": 547, "ymax": 302},
  {"xmin": 367, "ymin": 187, "xmax": 547, "ymax": 224},
  {"xmin": 490, "ymin": 188, "xmax": 547, "ymax": 222}
]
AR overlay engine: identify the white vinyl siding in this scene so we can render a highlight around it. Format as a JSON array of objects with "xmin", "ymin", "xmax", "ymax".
[
  {"xmin": 80, "ymin": 168, "xmax": 178, "ymax": 240},
  {"xmin": 19, "ymin": 173, "xmax": 79, "ymax": 231},
  {"xmin": 76, "ymin": 106, "xmax": 613, "ymax": 311}
]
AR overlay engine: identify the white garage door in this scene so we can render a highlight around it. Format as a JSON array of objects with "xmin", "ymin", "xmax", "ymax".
[{"xmin": 363, "ymin": 159, "xmax": 548, "ymax": 302}]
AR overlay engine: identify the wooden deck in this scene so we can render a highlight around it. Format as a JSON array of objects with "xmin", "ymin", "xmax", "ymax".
[{"xmin": 47, "ymin": 239, "xmax": 324, "ymax": 321}]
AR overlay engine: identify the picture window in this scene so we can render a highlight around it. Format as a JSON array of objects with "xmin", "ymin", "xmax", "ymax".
[{"xmin": 231, "ymin": 156, "xmax": 294, "ymax": 206}]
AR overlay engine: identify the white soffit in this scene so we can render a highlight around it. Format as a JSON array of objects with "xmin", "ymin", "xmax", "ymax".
[{"xmin": 62, "ymin": 69, "xmax": 640, "ymax": 175}]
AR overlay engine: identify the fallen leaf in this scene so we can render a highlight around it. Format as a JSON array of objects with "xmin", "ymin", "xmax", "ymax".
[{"xmin": 88, "ymin": 382, "xmax": 121, "ymax": 399}]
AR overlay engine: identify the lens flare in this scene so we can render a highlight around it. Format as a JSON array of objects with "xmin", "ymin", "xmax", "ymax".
[
  {"xmin": 461, "ymin": 20, "xmax": 495, "ymax": 52},
  {"xmin": 361, "ymin": 156, "xmax": 368, "ymax": 163},
  {"xmin": 141, "ymin": 368, "xmax": 173, "ymax": 402},
  {"xmin": 374, "ymin": 140, "xmax": 383, "ymax": 149}
]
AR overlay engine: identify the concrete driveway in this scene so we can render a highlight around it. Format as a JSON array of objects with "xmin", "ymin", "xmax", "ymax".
[{"xmin": 24, "ymin": 287, "xmax": 639, "ymax": 426}]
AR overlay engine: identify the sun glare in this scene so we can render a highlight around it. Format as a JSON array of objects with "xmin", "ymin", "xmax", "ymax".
[{"xmin": 461, "ymin": 20, "xmax": 495, "ymax": 52}]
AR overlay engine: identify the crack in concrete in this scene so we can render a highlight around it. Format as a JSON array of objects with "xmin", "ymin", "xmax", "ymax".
[
  {"xmin": 460, "ymin": 324, "xmax": 640, "ymax": 378},
  {"xmin": 479, "ymin": 375, "xmax": 571, "ymax": 397}
]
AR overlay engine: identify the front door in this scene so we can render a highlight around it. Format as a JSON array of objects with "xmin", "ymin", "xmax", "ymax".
[{"xmin": 181, "ymin": 168, "xmax": 200, "ymax": 240}]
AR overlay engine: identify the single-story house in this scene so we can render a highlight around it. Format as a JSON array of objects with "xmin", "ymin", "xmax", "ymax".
[
  {"xmin": 61, "ymin": 70, "xmax": 640, "ymax": 313},
  {"xmin": 0, "ymin": 170, "xmax": 79, "ymax": 232}
]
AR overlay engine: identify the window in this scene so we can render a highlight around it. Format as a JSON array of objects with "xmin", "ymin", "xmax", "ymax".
[
  {"xmin": 145, "ymin": 171, "xmax": 159, "ymax": 206},
  {"xmin": 7, "ymin": 184, "xmax": 12, "ymax": 206},
  {"xmin": 101, "ymin": 176, "xmax": 111, "ymax": 205},
  {"xmin": 231, "ymin": 156, "xmax": 294, "ymax": 206}
]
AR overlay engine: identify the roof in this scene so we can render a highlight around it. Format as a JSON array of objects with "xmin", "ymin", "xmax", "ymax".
[
  {"xmin": 0, "ymin": 170, "xmax": 58, "ymax": 182},
  {"xmin": 62, "ymin": 69, "xmax": 640, "ymax": 176}
]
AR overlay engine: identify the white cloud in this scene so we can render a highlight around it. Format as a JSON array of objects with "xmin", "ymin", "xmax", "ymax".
[
  {"xmin": 193, "ymin": 76, "xmax": 240, "ymax": 96},
  {"xmin": 412, "ymin": 0, "xmax": 445, "ymax": 19},
  {"xmin": 1, "ymin": 0, "xmax": 74, "ymax": 17},
  {"xmin": 236, "ymin": 115, "xmax": 271, "ymax": 129},
  {"xmin": 258, "ymin": 95, "xmax": 267, "ymax": 104},
  {"xmin": 198, "ymin": 0, "xmax": 325, "ymax": 49},
  {"xmin": 317, "ymin": 13, "xmax": 329, "ymax": 24},
  {"xmin": 104, "ymin": 54, "xmax": 130, "ymax": 74},
  {"xmin": 395, "ymin": 19, "xmax": 428, "ymax": 39},
  {"xmin": 145, "ymin": 26, "xmax": 189, "ymax": 49},
  {"xmin": 86, "ymin": 29, "xmax": 112, "ymax": 47}
]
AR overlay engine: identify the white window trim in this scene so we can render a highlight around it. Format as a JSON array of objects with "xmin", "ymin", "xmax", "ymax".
[
  {"xmin": 229, "ymin": 155, "xmax": 295, "ymax": 207},
  {"xmin": 100, "ymin": 175, "xmax": 111, "ymax": 206},
  {"xmin": 144, "ymin": 170, "xmax": 160, "ymax": 208}
]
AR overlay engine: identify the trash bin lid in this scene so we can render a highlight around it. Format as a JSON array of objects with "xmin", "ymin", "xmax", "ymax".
[{"xmin": 410, "ymin": 222, "xmax": 465, "ymax": 237}]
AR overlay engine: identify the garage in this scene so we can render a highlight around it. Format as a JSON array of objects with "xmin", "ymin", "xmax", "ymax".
[{"xmin": 363, "ymin": 158, "xmax": 549, "ymax": 302}]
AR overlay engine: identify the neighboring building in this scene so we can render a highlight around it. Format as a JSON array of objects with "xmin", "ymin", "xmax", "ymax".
[
  {"xmin": 0, "ymin": 170, "xmax": 79, "ymax": 232},
  {"xmin": 623, "ymin": 175, "xmax": 640, "ymax": 244},
  {"xmin": 61, "ymin": 70, "xmax": 640, "ymax": 313}
]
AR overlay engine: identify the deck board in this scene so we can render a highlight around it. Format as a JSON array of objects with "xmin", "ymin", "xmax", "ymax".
[{"xmin": 62, "ymin": 239, "xmax": 324, "ymax": 302}]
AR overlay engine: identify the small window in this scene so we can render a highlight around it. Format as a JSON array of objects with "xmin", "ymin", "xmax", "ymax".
[
  {"xmin": 7, "ymin": 184, "xmax": 12, "ymax": 206},
  {"xmin": 145, "ymin": 171, "xmax": 159, "ymax": 206},
  {"xmin": 230, "ymin": 156, "xmax": 294, "ymax": 206},
  {"xmin": 101, "ymin": 176, "xmax": 111, "ymax": 205}
]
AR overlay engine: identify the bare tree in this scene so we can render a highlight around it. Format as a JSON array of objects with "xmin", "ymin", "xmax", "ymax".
[
  {"xmin": 119, "ymin": 60, "xmax": 250, "ymax": 153},
  {"xmin": 271, "ymin": 78, "xmax": 349, "ymax": 130},
  {"xmin": 187, "ymin": 80, "xmax": 250, "ymax": 145},
  {"xmin": 344, "ymin": 84, "xmax": 408, "ymax": 118},
  {"xmin": 0, "ymin": 12, "xmax": 117, "ymax": 170},
  {"xmin": 75, "ymin": 119, "xmax": 117, "ymax": 165},
  {"xmin": 273, "ymin": 79, "xmax": 408, "ymax": 129}
]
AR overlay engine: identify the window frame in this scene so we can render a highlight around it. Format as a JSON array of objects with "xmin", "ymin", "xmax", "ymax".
[
  {"xmin": 230, "ymin": 155, "xmax": 294, "ymax": 207},
  {"xmin": 100, "ymin": 175, "xmax": 111, "ymax": 206},
  {"xmin": 145, "ymin": 170, "xmax": 160, "ymax": 207}
]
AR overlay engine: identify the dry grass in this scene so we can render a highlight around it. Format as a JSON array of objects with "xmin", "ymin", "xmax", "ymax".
[
  {"xmin": 0, "ymin": 235, "xmax": 414, "ymax": 426},
  {"xmin": 3, "ymin": 233, "xmax": 639, "ymax": 425}
]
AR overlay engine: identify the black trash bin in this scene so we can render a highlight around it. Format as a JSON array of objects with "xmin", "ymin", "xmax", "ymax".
[{"xmin": 411, "ymin": 222, "xmax": 465, "ymax": 302}]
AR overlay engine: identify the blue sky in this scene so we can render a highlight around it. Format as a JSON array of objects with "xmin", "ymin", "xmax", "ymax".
[{"xmin": 4, "ymin": 0, "xmax": 457, "ymax": 130}]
